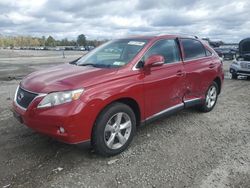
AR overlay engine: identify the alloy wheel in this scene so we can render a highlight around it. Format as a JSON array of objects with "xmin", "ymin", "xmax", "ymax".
[
  {"xmin": 104, "ymin": 112, "xmax": 132, "ymax": 150},
  {"xmin": 206, "ymin": 86, "xmax": 217, "ymax": 108}
]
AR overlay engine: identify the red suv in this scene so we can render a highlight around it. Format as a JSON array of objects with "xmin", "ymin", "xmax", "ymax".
[{"xmin": 13, "ymin": 35, "xmax": 224, "ymax": 156}]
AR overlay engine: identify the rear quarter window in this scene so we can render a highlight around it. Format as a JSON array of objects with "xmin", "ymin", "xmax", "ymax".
[
  {"xmin": 181, "ymin": 39, "xmax": 206, "ymax": 61},
  {"xmin": 205, "ymin": 48, "xmax": 213, "ymax": 56}
]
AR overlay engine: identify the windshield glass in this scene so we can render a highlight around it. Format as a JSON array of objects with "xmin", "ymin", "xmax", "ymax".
[
  {"xmin": 76, "ymin": 39, "xmax": 148, "ymax": 68},
  {"xmin": 242, "ymin": 42, "xmax": 250, "ymax": 54}
]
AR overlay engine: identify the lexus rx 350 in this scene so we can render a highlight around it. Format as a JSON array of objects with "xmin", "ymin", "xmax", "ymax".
[{"xmin": 13, "ymin": 35, "xmax": 224, "ymax": 156}]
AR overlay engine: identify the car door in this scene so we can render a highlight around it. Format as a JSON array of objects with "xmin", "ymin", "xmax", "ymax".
[
  {"xmin": 180, "ymin": 38, "xmax": 217, "ymax": 102},
  {"xmin": 142, "ymin": 39, "xmax": 185, "ymax": 118}
]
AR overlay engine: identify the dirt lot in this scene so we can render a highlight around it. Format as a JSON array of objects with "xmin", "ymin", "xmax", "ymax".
[{"xmin": 0, "ymin": 50, "xmax": 249, "ymax": 188}]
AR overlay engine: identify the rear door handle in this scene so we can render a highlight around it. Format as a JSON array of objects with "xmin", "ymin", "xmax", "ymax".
[{"xmin": 209, "ymin": 63, "xmax": 215, "ymax": 68}]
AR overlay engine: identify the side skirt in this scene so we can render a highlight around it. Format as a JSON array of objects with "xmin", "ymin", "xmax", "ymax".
[
  {"xmin": 184, "ymin": 98, "xmax": 203, "ymax": 108},
  {"xmin": 142, "ymin": 103, "xmax": 184, "ymax": 125},
  {"xmin": 141, "ymin": 98, "xmax": 203, "ymax": 125}
]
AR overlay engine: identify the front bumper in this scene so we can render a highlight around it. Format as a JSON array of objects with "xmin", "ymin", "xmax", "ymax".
[
  {"xmin": 12, "ymin": 96, "xmax": 92, "ymax": 144},
  {"xmin": 230, "ymin": 63, "xmax": 250, "ymax": 76},
  {"xmin": 230, "ymin": 68, "xmax": 250, "ymax": 76}
]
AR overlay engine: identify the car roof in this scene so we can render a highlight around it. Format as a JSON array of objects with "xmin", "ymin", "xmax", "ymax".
[{"xmin": 119, "ymin": 34, "xmax": 198, "ymax": 40}]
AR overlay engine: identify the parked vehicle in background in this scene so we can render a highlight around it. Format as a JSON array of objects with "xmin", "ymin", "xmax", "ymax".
[
  {"xmin": 230, "ymin": 38, "xmax": 250, "ymax": 79},
  {"xmin": 79, "ymin": 46, "xmax": 85, "ymax": 51},
  {"xmin": 12, "ymin": 35, "xmax": 224, "ymax": 156},
  {"xmin": 214, "ymin": 47, "xmax": 237, "ymax": 60},
  {"xmin": 202, "ymin": 38, "xmax": 223, "ymax": 48},
  {"xmin": 85, "ymin": 45, "xmax": 95, "ymax": 51}
]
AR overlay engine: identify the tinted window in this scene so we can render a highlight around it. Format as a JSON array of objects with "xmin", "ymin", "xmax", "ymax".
[
  {"xmin": 181, "ymin": 39, "xmax": 206, "ymax": 60},
  {"xmin": 144, "ymin": 39, "xmax": 181, "ymax": 64},
  {"xmin": 242, "ymin": 42, "xmax": 250, "ymax": 53}
]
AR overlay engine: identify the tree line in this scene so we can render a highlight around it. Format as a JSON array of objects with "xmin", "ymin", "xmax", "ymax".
[{"xmin": 0, "ymin": 34, "xmax": 105, "ymax": 48}]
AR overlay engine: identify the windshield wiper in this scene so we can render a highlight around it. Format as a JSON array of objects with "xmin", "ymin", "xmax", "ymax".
[
  {"xmin": 69, "ymin": 57, "xmax": 81, "ymax": 65},
  {"xmin": 78, "ymin": 63, "xmax": 97, "ymax": 67},
  {"xmin": 78, "ymin": 63, "xmax": 113, "ymax": 68}
]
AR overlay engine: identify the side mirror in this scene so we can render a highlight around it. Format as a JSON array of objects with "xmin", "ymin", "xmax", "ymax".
[{"xmin": 144, "ymin": 55, "xmax": 165, "ymax": 67}]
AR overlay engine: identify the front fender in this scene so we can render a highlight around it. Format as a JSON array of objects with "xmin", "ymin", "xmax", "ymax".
[{"xmin": 75, "ymin": 75, "xmax": 144, "ymax": 140}]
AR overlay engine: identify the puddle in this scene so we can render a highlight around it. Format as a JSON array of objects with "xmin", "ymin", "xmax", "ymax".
[{"xmin": 0, "ymin": 67, "xmax": 19, "ymax": 71}]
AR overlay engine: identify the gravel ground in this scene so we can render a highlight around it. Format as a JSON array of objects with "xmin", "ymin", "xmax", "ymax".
[{"xmin": 0, "ymin": 51, "xmax": 249, "ymax": 188}]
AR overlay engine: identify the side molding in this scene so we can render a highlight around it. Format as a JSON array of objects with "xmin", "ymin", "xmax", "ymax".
[
  {"xmin": 143, "ymin": 103, "xmax": 184, "ymax": 125},
  {"xmin": 184, "ymin": 98, "xmax": 203, "ymax": 108},
  {"xmin": 141, "ymin": 98, "xmax": 203, "ymax": 125}
]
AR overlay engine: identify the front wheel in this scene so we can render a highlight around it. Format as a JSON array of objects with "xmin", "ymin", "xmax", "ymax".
[
  {"xmin": 230, "ymin": 73, "xmax": 237, "ymax": 79},
  {"xmin": 92, "ymin": 102, "xmax": 136, "ymax": 156},
  {"xmin": 198, "ymin": 82, "xmax": 218, "ymax": 112}
]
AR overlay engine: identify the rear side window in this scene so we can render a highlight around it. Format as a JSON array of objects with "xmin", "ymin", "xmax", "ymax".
[
  {"xmin": 144, "ymin": 39, "xmax": 181, "ymax": 64},
  {"xmin": 181, "ymin": 39, "xmax": 206, "ymax": 61}
]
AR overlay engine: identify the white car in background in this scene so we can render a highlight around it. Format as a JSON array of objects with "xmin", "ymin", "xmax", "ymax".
[{"xmin": 230, "ymin": 38, "xmax": 250, "ymax": 79}]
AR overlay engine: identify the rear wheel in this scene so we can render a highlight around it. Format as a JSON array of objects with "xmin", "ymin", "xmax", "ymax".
[
  {"xmin": 92, "ymin": 102, "xmax": 136, "ymax": 156},
  {"xmin": 198, "ymin": 82, "xmax": 218, "ymax": 112}
]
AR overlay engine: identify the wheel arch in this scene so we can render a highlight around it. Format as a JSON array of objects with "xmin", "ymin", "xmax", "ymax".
[
  {"xmin": 98, "ymin": 97, "xmax": 141, "ymax": 127},
  {"xmin": 213, "ymin": 77, "xmax": 222, "ymax": 95},
  {"xmin": 113, "ymin": 97, "xmax": 141, "ymax": 127},
  {"xmin": 90, "ymin": 97, "xmax": 141, "ymax": 144}
]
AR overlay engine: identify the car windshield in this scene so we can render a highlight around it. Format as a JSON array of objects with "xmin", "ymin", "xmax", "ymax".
[
  {"xmin": 76, "ymin": 39, "xmax": 148, "ymax": 68},
  {"xmin": 242, "ymin": 42, "xmax": 250, "ymax": 54}
]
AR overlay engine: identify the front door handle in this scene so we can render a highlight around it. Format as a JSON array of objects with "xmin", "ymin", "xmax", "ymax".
[{"xmin": 176, "ymin": 70, "xmax": 185, "ymax": 76}]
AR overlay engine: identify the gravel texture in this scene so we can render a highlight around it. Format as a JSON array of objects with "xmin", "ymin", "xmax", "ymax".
[{"xmin": 0, "ymin": 50, "xmax": 249, "ymax": 188}]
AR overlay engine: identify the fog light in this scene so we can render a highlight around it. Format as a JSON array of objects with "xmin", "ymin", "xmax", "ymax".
[{"xmin": 59, "ymin": 127, "xmax": 65, "ymax": 133}]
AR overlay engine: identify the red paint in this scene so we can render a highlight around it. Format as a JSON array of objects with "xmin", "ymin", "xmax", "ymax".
[{"xmin": 12, "ymin": 35, "xmax": 224, "ymax": 144}]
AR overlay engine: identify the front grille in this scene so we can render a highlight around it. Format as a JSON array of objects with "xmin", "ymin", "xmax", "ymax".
[
  {"xmin": 240, "ymin": 62, "xmax": 250, "ymax": 69},
  {"xmin": 238, "ymin": 70, "xmax": 250, "ymax": 75},
  {"xmin": 16, "ymin": 87, "xmax": 38, "ymax": 109},
  {"xmin": 224, "ymin": 54, "xmax": 233, "ymax": 58}
]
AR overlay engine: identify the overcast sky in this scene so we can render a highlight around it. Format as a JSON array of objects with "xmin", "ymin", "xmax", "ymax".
[{"xmin": 0, "ymin": 0, "xmax": 249, "ymax": 42}]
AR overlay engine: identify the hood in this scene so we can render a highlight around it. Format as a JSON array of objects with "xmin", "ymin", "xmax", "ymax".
[
  {"xmin": 21, "ymin": 64, "xmax": 118, "ymax": 93},
  {"xmin": 239, "ymin": 38, "xmax": 250, "ymax": 55}
]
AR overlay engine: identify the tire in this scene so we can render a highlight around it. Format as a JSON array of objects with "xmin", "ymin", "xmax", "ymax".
[
  {"xmin": 92, "ymin": 102, "xmax": 136, "ymax": 156},
  {"xmin": 198, "ymin": 82, "xmax": 218, "ymax": 112},
  {"xmin": 231, "ymin": 73, "xmax": 237, "ymax": 80}
]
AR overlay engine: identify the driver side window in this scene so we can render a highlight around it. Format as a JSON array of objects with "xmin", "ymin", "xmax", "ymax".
[{"xmin": 144, "ymin": 39, "xmax": 181, "ymax": 64}]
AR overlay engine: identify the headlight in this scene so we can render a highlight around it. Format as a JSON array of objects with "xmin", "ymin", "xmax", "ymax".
[{"xmin": 37, "ymin": 89, "xmax": 84, "ymax": 108}]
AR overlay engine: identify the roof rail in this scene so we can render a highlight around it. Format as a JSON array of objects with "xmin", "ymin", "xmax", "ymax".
[{"xmin": 156, "ymin": 32, "xmax": 199, "ymax": 39}]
